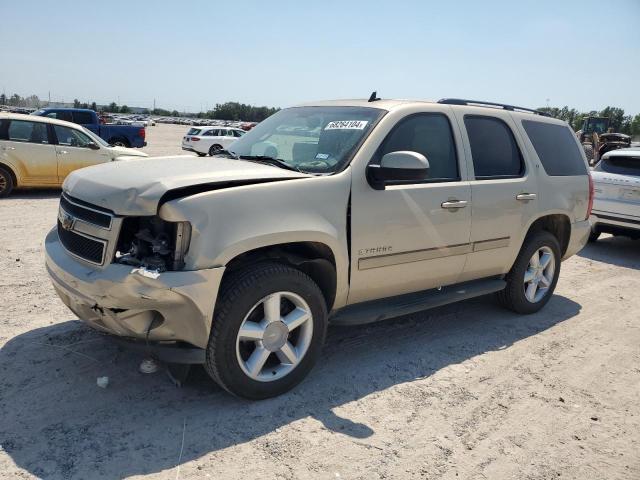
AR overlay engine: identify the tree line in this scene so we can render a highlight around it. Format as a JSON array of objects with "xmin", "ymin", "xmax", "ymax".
[
  {"xmin": 2, "ymin": 92, "xmax": 639, "ymax": 133},
  {"xmin": 537, "ymin": 105, "xmax": 640, "ymax": 136},
  {"xmin": 0, "ymin": 93, "xmax": 279, "ymax": 122}
]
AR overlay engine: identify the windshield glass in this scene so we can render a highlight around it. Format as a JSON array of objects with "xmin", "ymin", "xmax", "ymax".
[
  {"xmin": 226, "ymin": 106, "xmax": 385, "ymax": 174},
  {"xmin": 82, "ymin": 127, "xmax": 110, "ymax": 147}
]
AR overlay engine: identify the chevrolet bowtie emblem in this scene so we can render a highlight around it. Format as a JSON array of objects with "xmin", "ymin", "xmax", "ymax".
[{"xmin": 59, "ymin": 211, "xmax": 75, "ymax": 231}]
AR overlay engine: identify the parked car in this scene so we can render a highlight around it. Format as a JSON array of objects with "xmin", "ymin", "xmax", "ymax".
[
  {"xmin": 589, "ymin": 147, "xmax": 640, "ymax": 241},
  {"xmin": 45, "ymin": 97, "xmax": 591, "ymax": 399},
  {"xmin": 182, "ymin": 126, "xmax": 245, "ymax": 156},
  {"xmin": 0, "ymin": 113, "xmax": 147, "ymax": 197},
  {"xmin": 31, "ymin": 108, "xmax": 147, "ymax": 148}
]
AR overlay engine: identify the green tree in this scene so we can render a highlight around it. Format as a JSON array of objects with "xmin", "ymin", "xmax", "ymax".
[
  {"xmin": 0, "ymin": 94, "xmax": 5, "ymax": 105},
  {"xmin": 73, "ymin": 99, "xmax": 81, "ymax": 108},
  {"xmin": 107, "ymin": 102, "xmax": 118, "ymax": 113},
  {"xmin": 90, "ymin": 102, "xmax": 97, "ymax": 111},
  {"xmin": 119, "ymin": 105, "xmax": 130, "ymax": 113}
]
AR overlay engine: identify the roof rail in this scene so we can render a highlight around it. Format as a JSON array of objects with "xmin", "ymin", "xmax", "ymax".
[{"xmin": 437, "ymin": 98, "xmax": 549, "ymax": 117}]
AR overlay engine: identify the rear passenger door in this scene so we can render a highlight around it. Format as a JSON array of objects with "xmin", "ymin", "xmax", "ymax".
[
  {"xmin": 454, "ymin": 112, "xmax": 538, "ymax": 281},
  {"xmin": 1, "ymin": 119, "xmax": 58, "ymax": 185}
]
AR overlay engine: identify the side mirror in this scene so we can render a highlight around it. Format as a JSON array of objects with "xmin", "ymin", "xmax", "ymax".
[
  {"xmin": 367, "ymin": 151, "xmax": 430, "ymax": 190},
  {"xmin": 87, "ymin": 141, "xmax": 100, "ymax": 150}
]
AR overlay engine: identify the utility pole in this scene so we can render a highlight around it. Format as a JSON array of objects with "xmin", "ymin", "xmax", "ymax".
[{"xmin": 153, "ymin": 98, "xmax": 156, "ymax": 111}]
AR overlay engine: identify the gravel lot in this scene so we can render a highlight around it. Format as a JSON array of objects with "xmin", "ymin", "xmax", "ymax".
[{"xmin": 1, "ymin": 124, "xmax": 639, "ymax": 479}]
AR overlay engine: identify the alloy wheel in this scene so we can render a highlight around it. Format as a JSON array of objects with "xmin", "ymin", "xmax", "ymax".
[
  {"xmin": 236, "ymin": 291, "xmax": 314, "ymax": 382},
  {"xmin": 523, "ymin": 246, "xmax": 555, "ymax": 303}
]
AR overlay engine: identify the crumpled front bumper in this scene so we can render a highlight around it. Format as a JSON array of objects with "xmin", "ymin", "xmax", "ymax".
[{"xmin": 45, "ymin": 227, "xmax": 225, "ymax": 350}]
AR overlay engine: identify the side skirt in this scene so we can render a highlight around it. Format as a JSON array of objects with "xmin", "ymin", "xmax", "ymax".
[{"xmin": 329, "ymin": 278, "xmax": 506, "ymax": 326}]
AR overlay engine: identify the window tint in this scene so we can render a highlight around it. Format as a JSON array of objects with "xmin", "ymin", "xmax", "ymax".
[
  {"xmin": 73, "ymin": 111, "xmax": 94, "ymax": 124},
  {"xmin": 378, "ymin": 113, "xmax": 459, "ymax": 181},
  {"xmin": 187, "ymin": 128, "xmax": 201, "ymax": 135},
  {"xmin": 598, "ymin": 156, "xmax": 640, "ymax": 176},
  {"xmin": 202, "ymin": 129, "xmax": 215, "ymax": 136},
  {"xmin": 7, "ymin": 121, "xmax": 49, "ymax": 144},
  {"xmin": 233, "ymin": 129, "xmax": 245, "ymax": 137},
  {"xmin": 53, "ymin": 125, "xmax": 92, "ymax": 148},
  {"xmin": 522, "ymin": 120, "xmax": 587, "ymax": 176},
  {"xmin": 465, "ymin": 116, "xmax": 523, "ymax": 179}
]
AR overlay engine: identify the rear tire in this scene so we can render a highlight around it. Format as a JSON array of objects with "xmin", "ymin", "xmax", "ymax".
[
  {"xmin": 583, "ymin": 144, "xmax": 595, "ymax": 165},
  {"xmin": 498, "ymin": 231, "xmax": 561, "ymax": 315},
  {"xmin": 205, "ymin": 262, "xmax": 328, "ymax": 399},
  {"xmin": 0, "ymin": 166, "xmax": 14, "ymax": 198},
  {"xmin": 209, "ymin": 144, "xmax": 223, "ymax": 156},
  {"xmin": 110, "ymin": 138, "xmax": 130, "ymax": 148}
]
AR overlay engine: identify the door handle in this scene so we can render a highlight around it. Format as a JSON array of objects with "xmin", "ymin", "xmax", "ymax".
[
  {"xmin": 516, "ymin": 193, "xmax": 537, "ymax": 201},
  {"xmin": 441, "ymin": 200, "xmax": 468, "ymax": 209}
]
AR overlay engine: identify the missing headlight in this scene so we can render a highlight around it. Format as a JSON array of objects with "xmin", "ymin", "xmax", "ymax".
[{"xmin": 114, "ymin": 217, "xmax": 191, "ymax": 271}]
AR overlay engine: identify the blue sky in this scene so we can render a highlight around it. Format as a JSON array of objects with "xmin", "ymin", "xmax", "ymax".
[{"xmin": 1, "ymin": 0, "xmax": 638, "ymax": 113}]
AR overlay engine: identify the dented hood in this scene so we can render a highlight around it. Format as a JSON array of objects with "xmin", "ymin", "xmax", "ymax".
[{"xmin": 62, "ymin": 156, "xmax": 310, "ymax": 216}]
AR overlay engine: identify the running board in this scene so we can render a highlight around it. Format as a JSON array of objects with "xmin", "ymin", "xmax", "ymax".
[{"xmin": 330, "ymin": 278, "xmax": 506, "ymax": 326}]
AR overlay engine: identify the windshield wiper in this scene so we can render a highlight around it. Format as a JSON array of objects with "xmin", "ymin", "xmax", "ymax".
[{"xmin": 238, "ymin": 155, "xmax": 302, "ymax": 173}]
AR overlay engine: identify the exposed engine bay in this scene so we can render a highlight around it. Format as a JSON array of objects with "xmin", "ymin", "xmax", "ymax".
[{"xmin": 114, "ymin": 216, "xmax": 191, "ymax": 271}]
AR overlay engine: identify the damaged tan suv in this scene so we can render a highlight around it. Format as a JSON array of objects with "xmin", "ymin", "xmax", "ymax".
[{"xmin": 45, "ymin": 97, "xmax": 592, "ymax": 399}]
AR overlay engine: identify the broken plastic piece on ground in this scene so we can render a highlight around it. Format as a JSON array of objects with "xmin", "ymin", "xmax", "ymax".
[
  {"xmin": 96, "ymin": 376, "xmax": 109, "ymax": 388},
  {"xmin": 139, "ymin": 357, "xmax": 159, "ymax": 374},
  {"xmin": 131, "ymin": 267, "xmax": 161, "ymax": 279}
]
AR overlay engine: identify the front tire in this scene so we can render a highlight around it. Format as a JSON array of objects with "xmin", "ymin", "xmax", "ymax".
[
  {"xmin": 205, "ymin": 262, "xmax": 328, "ymax": 399},
  {"xmin": 498, "ymin": 231, "xmax": 561, "ymax": 314},
  {"xmin": 0, "ymin": 166, "xmax": 14, "ymax": 197}
]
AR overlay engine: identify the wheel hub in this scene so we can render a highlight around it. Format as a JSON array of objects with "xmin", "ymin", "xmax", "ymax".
[{"xmin": 262, "ymin": 321, "xmax": 289, "ymax": 351}]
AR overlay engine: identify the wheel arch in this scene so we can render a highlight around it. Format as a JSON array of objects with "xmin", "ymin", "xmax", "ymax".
[
  {"xmin": 522, "ymin": 213, "xmax": 571, "ymax": 257},
  {"xmin": 223, "ymin": 241, "xmax": 338, "ymax": 311},
  {"xmin": 0, "ymin": 161, "xmax": 18, "ymax": 186}
]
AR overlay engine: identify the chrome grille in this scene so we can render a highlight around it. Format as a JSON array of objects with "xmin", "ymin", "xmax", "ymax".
[
  {"xmin": 60, "ymin": 194, "xmax": 112, "ymax": 228},
  {"xmin": 57, "ymin": 220, "xmax": 106, "ymax": 264},
  {"xmin": 57, "ymin": 195, "xmax": 120, "ymax": 266}
]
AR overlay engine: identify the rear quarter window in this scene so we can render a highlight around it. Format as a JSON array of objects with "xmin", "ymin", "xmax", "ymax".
[
  {"xmin": 522, "ymin": 120, "xmax": 587, "ymax": 176},
  {"xmin": 187, "ymin": 128, "xmax": 201, "ymax": 135}
]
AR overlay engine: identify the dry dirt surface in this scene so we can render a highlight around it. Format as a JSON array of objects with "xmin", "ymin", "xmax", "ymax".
[{"xmin": 1, "ymin": 127, "xmax": 639, "ymax": 479}]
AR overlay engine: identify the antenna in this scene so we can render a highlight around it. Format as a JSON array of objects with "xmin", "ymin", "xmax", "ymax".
[{"xmin": 368, "ymin": 91, "xmax": 380, "ymax": 102}]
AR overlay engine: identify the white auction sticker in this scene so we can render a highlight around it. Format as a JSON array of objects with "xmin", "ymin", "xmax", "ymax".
[{"xmin": 324, "ymin": 120, "xmax": 369, "ymax": 130}]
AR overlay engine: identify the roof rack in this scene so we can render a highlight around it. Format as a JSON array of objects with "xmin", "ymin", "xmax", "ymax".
[{"xmin": 437, "ymin": 98, "xmax": 549, "ymax": 117}]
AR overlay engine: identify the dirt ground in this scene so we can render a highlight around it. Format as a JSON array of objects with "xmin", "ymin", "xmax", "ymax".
[{"xmin": 1, "ymin": 125, "xmax": 639, "ymax": 479}]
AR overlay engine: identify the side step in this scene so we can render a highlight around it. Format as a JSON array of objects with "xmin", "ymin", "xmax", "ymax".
[{"xmin": 330, "ymin": 278, "xmax": 506, "ymax": 326}]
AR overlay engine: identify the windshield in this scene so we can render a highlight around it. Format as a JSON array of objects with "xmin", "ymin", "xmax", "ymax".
[
  {"xmin": 226, "ymin": 106, "xmax": 385, "ymax": 174},
  {"xmin": 82, "ymin": 127, "xmax": 110, "ymax": 147}
]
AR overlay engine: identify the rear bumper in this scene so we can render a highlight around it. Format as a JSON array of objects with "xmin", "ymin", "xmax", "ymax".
[
  {"xmin": 591, "ymin": 210, "xmax": 640, "ymax": 232},
  {"xmin": 45, "ymin": 227, "xmax": 225, "ymax": 350},
  {"xmin": 563, "ymin": 219, "xmax": 590, "ymax": 260}
]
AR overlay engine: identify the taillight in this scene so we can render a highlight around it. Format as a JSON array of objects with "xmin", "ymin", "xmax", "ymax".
[
  {"xmin": 586, "ymin": 173, "xmax": 594, "ymax": 220},
  {"xmin": 191, "ymin": 137, "xmax": 200, "ymax": 141},
  {"xmin": 139, "ymin": 128, "xmax": 145, "ymax": 140}
]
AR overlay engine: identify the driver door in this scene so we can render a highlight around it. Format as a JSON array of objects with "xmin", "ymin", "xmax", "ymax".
[
  {"xmin": 348, "ymin": 111, "xmax": 472, "ymax": 304},
  {"xmin": 52, "ymin": 125, "xmax": 110, "ymax": 183}
]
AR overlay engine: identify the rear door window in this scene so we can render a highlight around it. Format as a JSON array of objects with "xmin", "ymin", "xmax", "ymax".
[
  {"xmin": 7, "ymin": 120, "xmax": 50, "ymax": 144},
  {"xmin": 599, "ymin": 156, "xmax": 640, "ymax": 176},
  {"xmin": 522, "ymin": 120, "xmax": 587, "ymax": 176},
  {"xmin": 464, "ymin": 116, "xmax": 523, "ymax": 179},
  {"xmin": 72, "ymin": 111, "xmax": 94, "ymax": 124}
]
